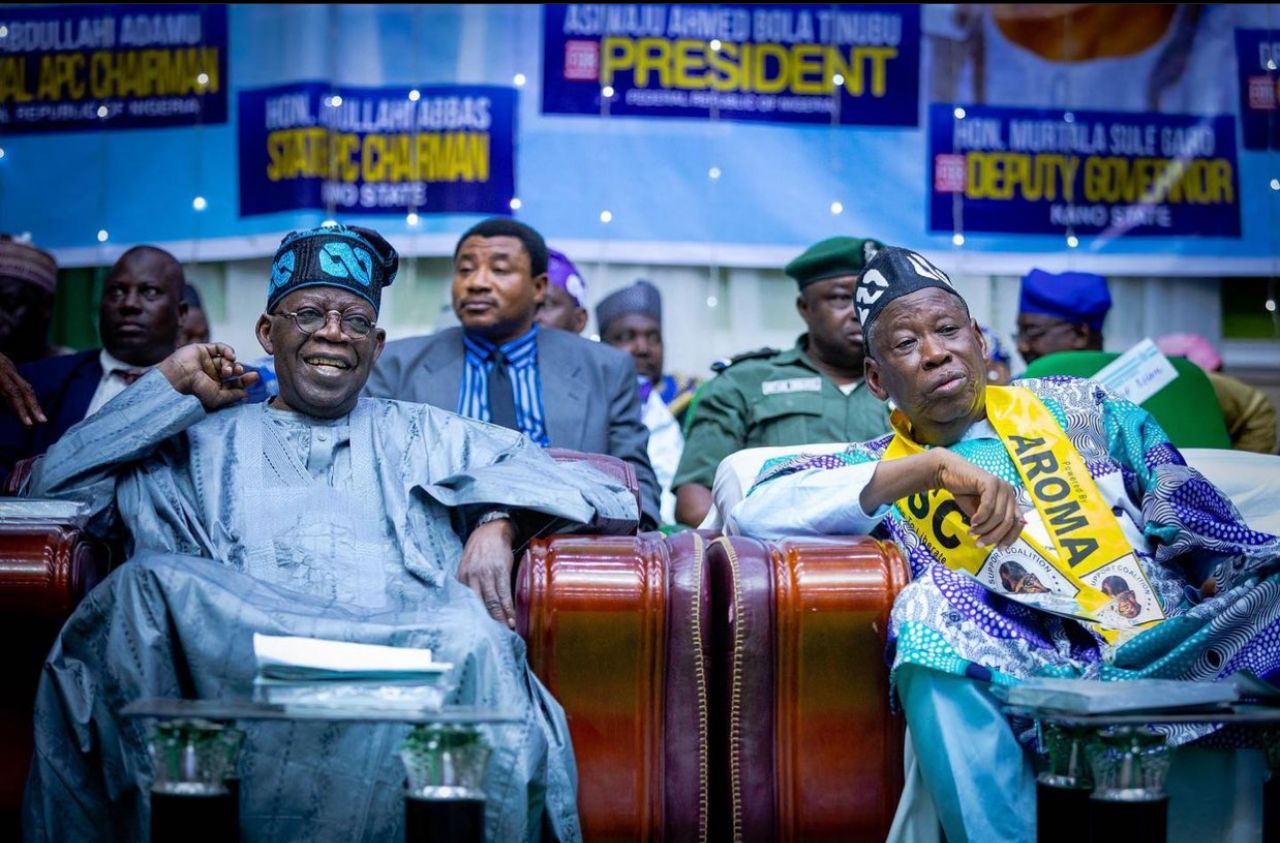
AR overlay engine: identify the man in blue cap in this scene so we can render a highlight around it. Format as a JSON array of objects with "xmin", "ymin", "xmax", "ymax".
[
  {"xmin": 20, "ymin": 223, "xmax": 635, "ymax": 842},
  {"xmin": 1014, "ymin": 268, "xmax": 1111, "ymax": 365}
]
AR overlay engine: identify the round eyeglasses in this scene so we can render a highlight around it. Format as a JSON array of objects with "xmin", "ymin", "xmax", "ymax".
[{"xmin": 273, "ymin": 306, "xmax": 375, "ymax": 339}]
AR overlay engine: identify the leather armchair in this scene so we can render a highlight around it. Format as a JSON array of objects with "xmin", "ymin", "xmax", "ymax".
[
  {"xmin": 0, "ymin": 513, "xmax": 110, "ymax": 836},
  {"xmin": 517, "ymin": 447, "xmax": 908, "ymax": 841},
  {"xmin": 707, "ymin": 536, "xmax": 908, "ymax": 842}
]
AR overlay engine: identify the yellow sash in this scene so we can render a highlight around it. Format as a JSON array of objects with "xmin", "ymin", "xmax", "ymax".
[{"xmin": 883, "ymin": 385, "xmax": 1163, "ymax": 642}]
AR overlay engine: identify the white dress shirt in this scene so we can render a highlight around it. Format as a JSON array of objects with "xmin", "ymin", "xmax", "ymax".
[{"xmin": 85, "ymin": 349, "xmax": 153, "ymax": 417}]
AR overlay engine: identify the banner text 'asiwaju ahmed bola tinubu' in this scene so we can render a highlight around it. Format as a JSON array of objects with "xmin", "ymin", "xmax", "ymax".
[
  {"xmin": 929, "ymin": 105, "xmax": 1241, "ymax": 238},
  {"xmin": 541, "ymin": 4, "xmax": 920, "ymax": 126},
  {"xmin": 0, "ymin": 4, "xmax": 227, "ymax": 132},
  {"xmin": 237, "ymin": 84, "xmax": 516, "ymax": 217}
]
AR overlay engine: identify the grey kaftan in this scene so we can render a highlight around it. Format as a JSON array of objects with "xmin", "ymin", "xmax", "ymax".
[{"xmin": 21, "ymin": 371, "xmax": 636, "ymax": 842}]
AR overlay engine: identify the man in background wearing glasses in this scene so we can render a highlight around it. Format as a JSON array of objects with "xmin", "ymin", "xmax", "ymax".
[
  {"xmin": 1014, "ymin": 268, "xmax": 1111, "ymax": 366},
  {"xmin": 20, "ymin": 223, "xmax": 633, "ymax": 842}
]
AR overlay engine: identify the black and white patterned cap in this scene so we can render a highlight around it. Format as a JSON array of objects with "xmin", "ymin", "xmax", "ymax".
[{"xmin": 855, "ymin": 246, "xmax": 962, "ymax": 331}]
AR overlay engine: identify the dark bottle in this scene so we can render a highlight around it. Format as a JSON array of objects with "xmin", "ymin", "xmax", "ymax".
[
  {"xmin": 401, "ymin": 725, "xmax": 491, "ymax": 843},
  {"xmin": 405, "ymin": 790, "xmax": 485, "ymax": 843},
  {"xmin": 1037, "ymin": 722, "xmax": 1095, "ymax": 843},
  {"xmin": 1085, "ymin": 726, "xmax": 1170, "ymax": 843},
  {"xmin": 151, "ymin": 784, "xmax": 238, "ymax": 843}
]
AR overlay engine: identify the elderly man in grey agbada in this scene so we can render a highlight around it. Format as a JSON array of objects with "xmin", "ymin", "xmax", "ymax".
[{"xmin": 20, "ymin": 223, "xmax": 636, "ymax": 843}]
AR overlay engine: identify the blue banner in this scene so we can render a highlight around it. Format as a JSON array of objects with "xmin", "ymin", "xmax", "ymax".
[
  {"xmin": 1235, "ymin": 28, "xmax": 1280, "ymax": 151},
  {"xmin": 928, "ymin": 105, "xmax": 1241, "ymax": 238},
  {"xmin": 238, "ymin": 84, "xmax": 517, "ymax": 217},
  {"xmin": 540, "ymin": 4, "xmax": 919, "ymax": 126},
  {"xmin": 0, "ymin": 4, "xmax": 227, "ymax": 133},
  {"xmin": 2, "ymin": 4, "xmax": 1277, "ymax": 271}
]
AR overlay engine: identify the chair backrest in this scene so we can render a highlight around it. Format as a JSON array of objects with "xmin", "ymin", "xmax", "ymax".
[
  {"xmin": 0, "ymin": 515, "xmax": 110, "ymax": 834},
  {"xmin": 1020, "ymin": 351, "xmax": 1232, "ymax": 449},
  {"xmin": 548, "ymin": 448, "xmax": 641, "ymax": 535},
  {"xmin": 2, "ymin": 456, "xmax": 38, "ymax": 496},
  {"xmin": 517, "ymin": 530, "xmax": 718, "ymax": 841},
  {"xmin": 1180, "ymin": 448, "xmax": 1280, "ymax": 536}
]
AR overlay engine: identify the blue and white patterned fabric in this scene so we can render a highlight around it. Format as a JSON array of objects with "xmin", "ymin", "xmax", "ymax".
[
  {"xmin": 267, "ymin": 224, "xmax": 398, "ymax": 314},
  {"xmin": 739, "ymin": 376, "xmax": 1280, "ymax": 742},
  {"xmin": 458, "ymin": 325, "xmax": 549, "ymax": 447}
]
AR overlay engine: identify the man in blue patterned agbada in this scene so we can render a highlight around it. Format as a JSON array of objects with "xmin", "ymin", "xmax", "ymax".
[
  {"xmin": 20, "ymin": 224, "xmax": 636, "ymax": 842},
  {"xmin": 731, "ymin": 246, "xmax": 1280, "ymax": 843}
]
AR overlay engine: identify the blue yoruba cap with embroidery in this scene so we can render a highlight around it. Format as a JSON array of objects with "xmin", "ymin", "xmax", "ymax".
[{"xmin": 267, "ymin": 223, "xmax": 399, "ymax": 315}]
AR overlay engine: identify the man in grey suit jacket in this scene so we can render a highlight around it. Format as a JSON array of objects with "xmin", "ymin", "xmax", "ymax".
[{"xmin": 367, "ymin": 218, "xmax": 661, "ymax": 541}]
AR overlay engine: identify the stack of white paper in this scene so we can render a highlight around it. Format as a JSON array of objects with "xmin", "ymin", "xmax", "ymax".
[{"xmin": 252, "ymin": 634, "xmax": 453, "ymax": 711}]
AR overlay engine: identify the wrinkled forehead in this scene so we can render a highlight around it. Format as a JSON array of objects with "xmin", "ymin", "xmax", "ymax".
[
  {"xmin": 877, "ymin": 287, "xmax": 969, "ymax": 329},
  {"xmin": 804, "ymin": 274, "xmax": 859, "ymax": 298}
]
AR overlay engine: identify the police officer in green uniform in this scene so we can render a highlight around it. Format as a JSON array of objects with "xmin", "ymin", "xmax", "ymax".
[{"xmin": 672, "ymin": 236, "xmax": 892, "ymax": 526}]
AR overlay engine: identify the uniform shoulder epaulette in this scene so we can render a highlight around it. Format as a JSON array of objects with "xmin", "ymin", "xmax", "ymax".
[{"xmin": 711, "ymin": 346, "xmax": 780, "ymax": 374}]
